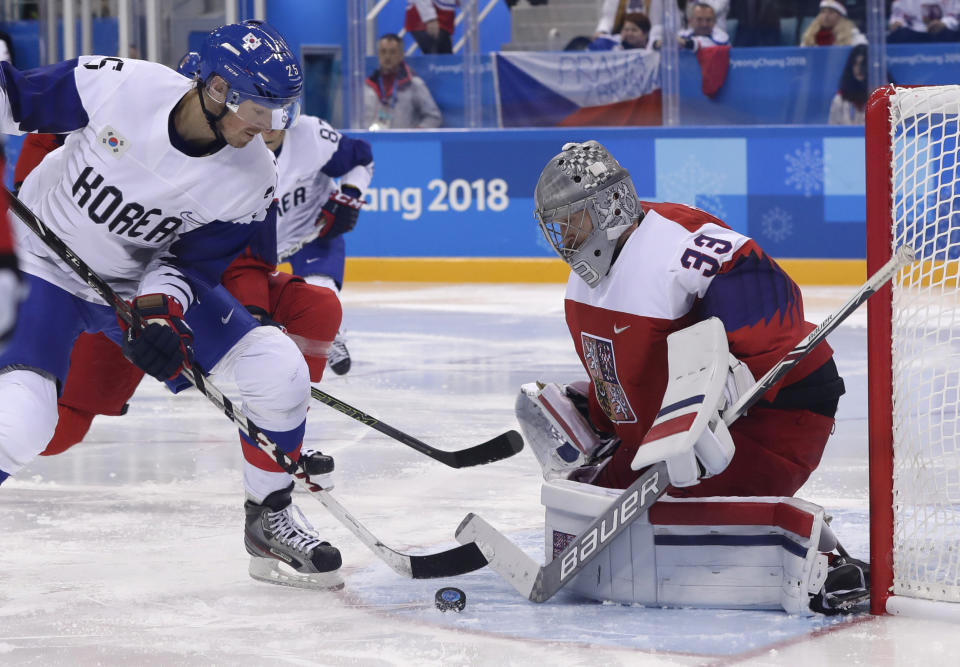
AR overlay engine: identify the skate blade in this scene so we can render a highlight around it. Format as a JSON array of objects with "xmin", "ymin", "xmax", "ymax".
[{"xmin": 248, "ymin": 557, "xmax": 345, "ymax": 591}]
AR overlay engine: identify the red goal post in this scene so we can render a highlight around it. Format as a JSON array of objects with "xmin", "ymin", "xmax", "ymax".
[{"xmin": 867, "ymin": 84, "xmax": 960, "ymax": 621}]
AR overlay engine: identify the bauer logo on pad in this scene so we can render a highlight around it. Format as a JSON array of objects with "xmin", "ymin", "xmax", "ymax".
[{"xmin": 98, "ymin": 126, "xmax": 129, "ymax": 158}]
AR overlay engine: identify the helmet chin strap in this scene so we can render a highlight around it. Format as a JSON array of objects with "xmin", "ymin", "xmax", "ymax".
[{"xmin": 198, "ymin": 82, "xmax": 229, "ymax": 145}]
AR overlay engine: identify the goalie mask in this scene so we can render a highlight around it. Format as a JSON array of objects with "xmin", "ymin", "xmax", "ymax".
[{"xmin": 534, "ymin": 141, "xmax": 641, "ymax": 287}]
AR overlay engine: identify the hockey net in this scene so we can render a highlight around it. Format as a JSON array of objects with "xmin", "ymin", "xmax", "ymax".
[{"xmin": 867, "ymin": 85, "xmax": 960, "ymax": 620}]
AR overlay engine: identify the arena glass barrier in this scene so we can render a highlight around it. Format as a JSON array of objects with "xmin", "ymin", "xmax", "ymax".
[{"xmin": 358, "ymin": 43, "xmax": 960, "ymax": 130}]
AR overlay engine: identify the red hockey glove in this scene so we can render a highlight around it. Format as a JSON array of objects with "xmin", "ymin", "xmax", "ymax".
[
  {"xmin": 318, "ymin": 187, "xmax": 364, "ymax": 239},
  {"xmin": 121, "ymin": 294, "xmax": 194, "ymax": 381}
]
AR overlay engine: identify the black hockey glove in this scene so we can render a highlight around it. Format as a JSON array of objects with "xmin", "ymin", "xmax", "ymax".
[
  {"xmin": 122, "ymin": 294, "xmax": 195, "ymax": 381},
  {"xmin": 318, "ymin": 186, "xmax": 364, "ymax": 239}
]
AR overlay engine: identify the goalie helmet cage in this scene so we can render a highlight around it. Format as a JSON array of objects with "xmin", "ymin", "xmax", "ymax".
[{"xmin": 867, "ymin": 84, "xmax": 960, "ymax": 621}]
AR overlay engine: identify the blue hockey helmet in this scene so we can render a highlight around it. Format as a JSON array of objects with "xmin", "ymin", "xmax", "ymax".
[
  {"xmin": 197, "ymin": 20, "xmax": 302, "ymax": 130},
  {"xmin": 176, "ymin": 51, "xmax": 201, "ymax": 79}
]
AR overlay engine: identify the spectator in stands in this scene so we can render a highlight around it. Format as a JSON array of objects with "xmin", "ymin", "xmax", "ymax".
[
  {"xmin": 406, "ymin": 0, "xmax": 458, "ymax": 54},
  {"xmin": 595, "ymin": 0, "xmax": 728, "ymax": 38},
  {"xmin": 589, "ymin": 12, "xmax": 658, "ymax": 50},
  {"xmin": 677, "ymin": 2, "xmax": 731, "ymax": 50},
  {"xmin": 728, "ymin": 0, "xmax": 782, "ymax": 46},
  {"xmin": 364, "ymin": 33, "xmax": 443, "ymax": 130},
  {"xmin": 800, "ymin": 0, "xmax": 868, "ymax": 46},
  {"xmin": 888, "ymin": 0, "xmax": 960, "ymax": 42},
  {"xmin": 828, "ymin": 44, "xmax": 867, "ymax": 124}
]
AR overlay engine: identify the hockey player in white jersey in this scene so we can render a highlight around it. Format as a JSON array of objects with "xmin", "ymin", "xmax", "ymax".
[
  {"xmin": 0, "ymin": 22, "xmax": 342, "ymax": 589},
  {"xmin": 177, "ymin": 50, "xmax": 372, "ymax": 376}
]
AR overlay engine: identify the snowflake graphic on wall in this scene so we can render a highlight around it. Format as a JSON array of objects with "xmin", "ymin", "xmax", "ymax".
[
  {"xmin": 785, "ymin": 141, "xmax": 824, "ymax": 198},
  {"xmin": 761, "ymin": 207, "xmax": 794, "ymax": 242},
  {"xmin": 659, "ymin": 155, "xmax": 728, "ymax": 220}
]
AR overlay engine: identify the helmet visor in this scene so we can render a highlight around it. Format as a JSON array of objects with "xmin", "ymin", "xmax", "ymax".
[
  {"xmin": 227, "ymin": 95, "xmax": 301, "ymax": 130},
  {"xmin": 207, "ymin": 83, "xmax": 301, "ymax": 130}
]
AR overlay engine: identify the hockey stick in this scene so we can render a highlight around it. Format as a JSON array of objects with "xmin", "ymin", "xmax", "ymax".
[
  {"xmin": 311, "ymin": 387, "xmax": 524, "ymax": 468},
  {"xmin": 6, "ymin": 188, "xmax": 487, "ymax": 580},
  {"xmin": 277, "ymin": 227, "xmax": 322, "ymax": 262},
  {"xmin": 456, "ymin": 244, "xmax": 917, "ymax": 602}
]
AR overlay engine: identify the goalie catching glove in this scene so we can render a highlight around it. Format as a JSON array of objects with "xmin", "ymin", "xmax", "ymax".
[
  {"xmin": 318, "ymin": 186, "xmax": 364, "ymax": 239},
  {"xmin": 632, "ymin": 318, "xmax": 751, "ymax": 487},
  {"xmin": 516, "ymin": 380, "xmax": 619, "ymax": 482},
  {"xmin": 121, "ymin": 293, "xmax": 195, "ymax": 382}
]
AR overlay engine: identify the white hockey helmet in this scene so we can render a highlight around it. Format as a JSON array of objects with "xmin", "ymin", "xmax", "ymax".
[{"xmin": 534, "ymin": 141, "xmax": 641, "ymax": 287}]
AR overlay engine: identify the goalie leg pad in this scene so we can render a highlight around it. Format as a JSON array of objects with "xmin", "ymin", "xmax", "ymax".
[
  {"xmin": 542, "ymin": 479, "xmax": 828, "ymax": 614},
  {"xmin": 516, "ymin": 381, "xmax": 605, "ymax": 480}
]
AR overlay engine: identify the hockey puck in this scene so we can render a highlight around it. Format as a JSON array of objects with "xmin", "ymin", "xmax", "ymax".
[{"xmin": 434, "ymin": 586, "xmax": 466, "ymax": 612}]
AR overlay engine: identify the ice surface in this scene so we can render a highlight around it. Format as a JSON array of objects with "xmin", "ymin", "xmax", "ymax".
[{"xmin": 2, "ymin": 283, "xmax": 959, "ymax": 666}]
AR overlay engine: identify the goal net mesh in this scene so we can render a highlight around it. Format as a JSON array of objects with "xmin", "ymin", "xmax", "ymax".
[{"xmin": 889, "ymin": 85, "xmax": 960, "ymax": 603}]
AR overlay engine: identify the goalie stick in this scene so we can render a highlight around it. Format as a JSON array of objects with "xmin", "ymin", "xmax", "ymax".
[
  {"xmin": 6, "ymin": 188, "xmax": 487, "ymax": 580},
  {"xmin": 456, "ymin": 245, "xmax": 917, "ymax": 602},
  {"xmin": 311, "ymin": 387, "xmax": 524, "ymax": 468}
]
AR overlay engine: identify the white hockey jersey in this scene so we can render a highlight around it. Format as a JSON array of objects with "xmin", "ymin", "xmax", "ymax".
[
  {"xmin": 0, "ymin": 56, "xmax": 278, "ymax": 308},
  {"xmin": 273, "ymin": 115, "xmax": 372, "ymax": 257}
]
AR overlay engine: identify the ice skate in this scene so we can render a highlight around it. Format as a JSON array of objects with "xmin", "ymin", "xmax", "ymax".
[
  {"xmin": 244, "ymin": 483, "xmax": 343, "ymax": 591},
  {"xmin": 327, "ymin": 330, "xmax": 351, "ymax": 375},
  {"xmin": 297, "ymin": 447, "xmax": 335, "ymax": 490},
  {"xmin": 809, "ymin": 554, "xmax": 870, "ymax": 615}
]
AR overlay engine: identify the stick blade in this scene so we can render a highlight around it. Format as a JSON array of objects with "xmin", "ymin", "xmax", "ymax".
[
  {"xmin": 408, "ymin": 542, "xmax": 489, "ymax": 579},
  {"xmin": 455, "ymin": 512, "xmax": 541, "ymax": 600},
  {"xmin": 449, "ymin": 430, "xmax": 525, "ymax": 468}
]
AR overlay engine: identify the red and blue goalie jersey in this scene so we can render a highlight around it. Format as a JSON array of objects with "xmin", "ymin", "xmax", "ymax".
[{"xmin": 565, "ymin": 201, "xmax": 837, "ymax": 490}]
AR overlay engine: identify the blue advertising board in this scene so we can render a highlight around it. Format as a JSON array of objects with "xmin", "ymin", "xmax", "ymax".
[{"xmin": 351, "ymin": 125, "xmax": 866, "ymax": 261}]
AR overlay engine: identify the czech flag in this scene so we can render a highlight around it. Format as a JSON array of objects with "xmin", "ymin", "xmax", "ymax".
[{"xmin": 495, "ymin": 50, "xmax": 662, "ymax": 127}]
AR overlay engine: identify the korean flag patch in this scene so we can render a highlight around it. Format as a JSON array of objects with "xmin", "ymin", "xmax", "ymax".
[
  {"xmin": 98, "ymin": 126, "xmax": 129, "ymax": 158},
  {"xmin": 242, "ymin": 32, "xmax": 262, "ymax": 51}
]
